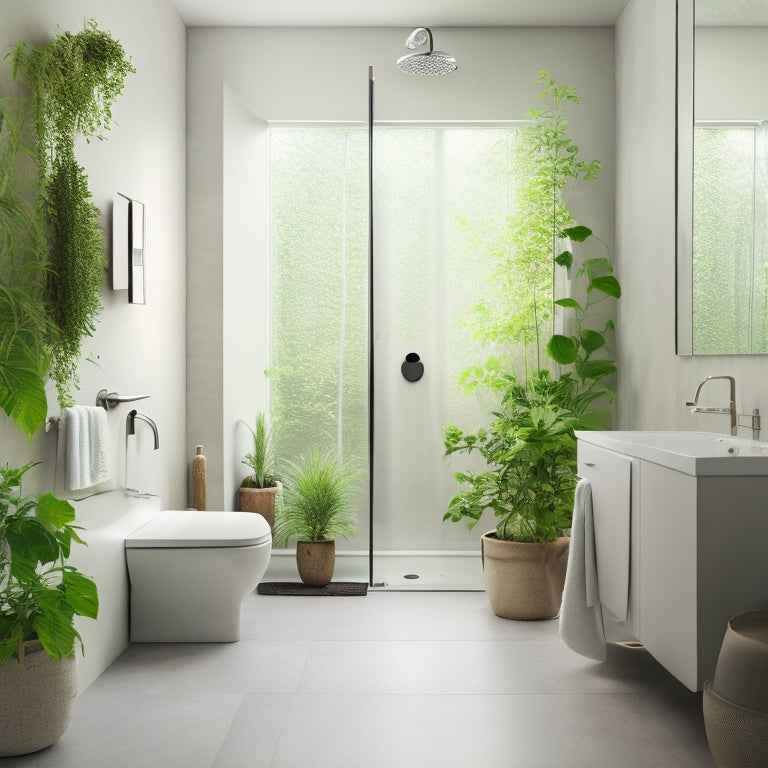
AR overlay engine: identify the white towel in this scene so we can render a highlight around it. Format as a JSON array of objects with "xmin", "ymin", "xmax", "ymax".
[
  {"xmin": 559, "ymin": 478, "xmax": 607, "ymax": 661},
  {"xmin": 59, "ymin": 406, "xmax": 111, "ymax": 491}
]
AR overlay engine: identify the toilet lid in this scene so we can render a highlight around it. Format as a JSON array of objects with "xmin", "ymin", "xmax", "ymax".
[{"xmin": 125, "ymin": 510, "xmax": 272, "ymax": 548}]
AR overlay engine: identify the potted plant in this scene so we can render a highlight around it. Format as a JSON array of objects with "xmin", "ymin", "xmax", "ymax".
[
  {"xmin": 0, "ymin": 461, "xmax": 99, "ymax": 756},
  {"xmin": 273, "ymin": 449, "xmax": 358, "ymax": 586},
  {"xmin": 442, "ymin": 71, "xmax": 621, "ymax": 620},
  {"xmin": 238, "ymin": 412, "xmax": 281, "ymax": 529}
]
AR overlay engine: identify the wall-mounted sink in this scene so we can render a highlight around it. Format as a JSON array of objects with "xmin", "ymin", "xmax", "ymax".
[{"xmin": 574, "ymin": 431, "xmax": 768, "ymax": 476}]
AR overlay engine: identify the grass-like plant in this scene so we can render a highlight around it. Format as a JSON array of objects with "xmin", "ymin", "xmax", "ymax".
[
  {"xmin": 0, "ymin": 462, "xmax": 98, "ymax": 662},
  {"xmin": 273, "ymin": 449, "xmax": 358, "ymax": 544},
  {"xmin": 240, "ymin": 412, "xmax": 280, "ymax": 489}
]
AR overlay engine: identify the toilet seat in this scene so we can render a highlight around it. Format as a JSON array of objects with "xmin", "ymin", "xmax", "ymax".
[{"xmin": 126, "ymin": 510, "xmax": 271, "ymax": 548}]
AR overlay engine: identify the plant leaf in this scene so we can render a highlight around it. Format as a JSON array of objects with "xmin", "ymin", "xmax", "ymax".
[
  {"xmin": 577, "ymin": 359, "xmax": 617, "ymax": 382},
  {"xmin": 554, "ymin": 297, "xmax": 582, "ymax": 311},
  {"xmin": 546, "ymin": 334, "xmax": 578, "ymax": 364},
  {"xmin": 579, "ymin": 329, "xmax": 606, "ymax": 353},
  {"xmin": 562, "ymin": 225, "xmax": 592, "ymax": 242},
  {"xmin": 589, "ymin": 275, "xmax": 622, "ymax": 298},
  {"xmin": 62, "ymin": 569, "xmax": 99, "ymax": 619}
]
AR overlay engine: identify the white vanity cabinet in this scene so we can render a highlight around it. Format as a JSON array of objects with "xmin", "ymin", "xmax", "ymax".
[{"xmin": 576, "ymin": 430, "xmax": 768, "ymax": 692}]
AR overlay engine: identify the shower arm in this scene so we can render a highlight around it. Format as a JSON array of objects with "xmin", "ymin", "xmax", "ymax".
[{"xmin": 406, "ymin": 27, "xmax": 434, "ymax": 53}]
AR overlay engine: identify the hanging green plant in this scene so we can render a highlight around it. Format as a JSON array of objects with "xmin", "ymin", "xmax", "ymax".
[
  {"xmin": 0, "ymin": 97, "xmax": 52, "ymax": 438},
  {"xmin": 8, "ymin": 20, "xmax": 135, "ymax": 408}
]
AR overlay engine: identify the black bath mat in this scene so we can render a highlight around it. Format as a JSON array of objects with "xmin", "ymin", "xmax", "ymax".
[{"xmin": 257, "ymin": 582, "xmax": 368, "ymax": 596}]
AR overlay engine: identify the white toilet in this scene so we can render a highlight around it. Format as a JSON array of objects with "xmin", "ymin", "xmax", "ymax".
[{"xmin": 125, "ymin": 510, "xmax": 272, "ymax": 642}]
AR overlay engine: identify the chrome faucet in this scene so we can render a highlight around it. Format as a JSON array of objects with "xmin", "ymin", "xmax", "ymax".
[
  {"xmin": 685, "ymin": 376, "xmax": 737, "ymax": 436},
  {"xmin": 127, "ymin": 409, "xmax": 160, "ymax": 449}
]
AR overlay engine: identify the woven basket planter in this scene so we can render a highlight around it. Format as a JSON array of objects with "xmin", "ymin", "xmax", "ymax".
[
  {"xmin": 481, "ymin": 532, "xmax": 570, "ymax": 620},
  {"xmin": 296, "ymin": 540, "xmax": 335, "ymax": 586},
  {"xmin": 238, "ymin": 486, "xmax": 278, "ymax": 530},
  {"xmin": 0, "ymin": 642, "xmax": 78, "ymax": 756}
]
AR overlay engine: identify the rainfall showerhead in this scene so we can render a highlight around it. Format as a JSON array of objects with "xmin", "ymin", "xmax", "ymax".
[{"xmin": 396, "ymin": 27, "xmax": 457, "ymax": 76}]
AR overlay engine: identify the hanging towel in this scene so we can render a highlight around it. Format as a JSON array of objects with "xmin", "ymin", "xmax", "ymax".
[
  {"xmin": 58, "ymin": 406, "xmax": 111, "ymax": 491},
  {"xmin": 559, "ymin": 478, "xmax": 607, "ymax": 661}
]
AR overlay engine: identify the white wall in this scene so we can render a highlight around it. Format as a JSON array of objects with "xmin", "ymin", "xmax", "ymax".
[
  {"xmin": 0, "ymin": 1, "xmax": 188, "ymax": 507},
  {"xmin": 615, "ymin": 0, "xmax": 768, "ymax": 431},
  {"xmin": 696, "ymin": 27, "xmax": 768, "ymax": 120},
  {"xmin": 1, "ymin": 0, "xmax": 187, "ymax": 690},
  {"xmin": 188, "ymin": 25, "xmax": 617, "ymax": 508}
]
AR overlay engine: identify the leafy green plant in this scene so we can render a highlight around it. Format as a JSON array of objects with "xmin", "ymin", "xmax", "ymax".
[
  {"xmin": 0, "ymin": 285, "xmax": 51, "ymax": 438},
  {"xmin": 444, "ymin": 370, "xmax": 601, "ymax": 542},
  {"xmin": 8, "ymin": 20, "xmax": 134, "ymax": 409},
  {"xmin": 0, "ymin": 98, "xmax": 54, "ymax": 438},
  {"xmin": 0, "ymin": 462, "xmax": 98, "ymax": 662},
  {"xmin": 240, "ymin": 412, "xmax": 280, "ymax": 489},
  {"xmin": 443, "ymin": 70, "xmax": 621, "ymax": 543},
  {"xmin": 273, "ymin": 449, "xmax": 358, "ymax": 544}
]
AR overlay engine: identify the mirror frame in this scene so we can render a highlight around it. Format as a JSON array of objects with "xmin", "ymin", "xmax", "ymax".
[{"xmin": 676, "ymin": 0, "xmax": 694, "ymax": 355}]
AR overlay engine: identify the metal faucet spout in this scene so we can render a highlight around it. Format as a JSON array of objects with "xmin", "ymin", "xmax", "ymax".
[
  {"xmin": 127, "ymin": 409, "xmax": 160, "ymax": 450},
  {"xmin": 685, "ymin": 376, "xmax": 737, "ymax": 436}
]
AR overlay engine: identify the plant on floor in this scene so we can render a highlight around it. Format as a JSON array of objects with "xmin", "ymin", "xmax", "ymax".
[
  {"xmin": 7, "ymin": 20, "xmax": 134, "ymax": 410},
  {"xmin": 441, "ymin": 72, "xmax": 620, "ymax": 618},
  {"xmin": 273, "ymin": 449, "xmax": 359, "ymax": 585},
  {"xmin": 0, "ymin": 461, "xmax": 99, "ymax": 662},
  {"xmin": 274, "ymin": 449, "xmax": 358, "ymax": 544}
]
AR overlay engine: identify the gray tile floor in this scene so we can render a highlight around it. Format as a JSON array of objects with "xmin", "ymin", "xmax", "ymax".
[{"xmin": 5, "ymin": 591, "xmax": 714, "ymax": 767}]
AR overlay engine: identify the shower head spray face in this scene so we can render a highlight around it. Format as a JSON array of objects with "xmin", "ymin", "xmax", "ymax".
[{"xmin": 397, "ymin": 27, "xmax": 457, "ymax": 76}]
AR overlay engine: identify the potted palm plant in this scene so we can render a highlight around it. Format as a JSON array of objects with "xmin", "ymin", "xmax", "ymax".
[
  {"xmin": 442, "ymin": 71, "xmax": 620, "ymax": 620},
  {"xmin": 0, "ymin": 461, "xmax": 99, "ymax": 756},
  {"xmin": 238, "ymin": 412, "xmax": 281, "ymax": 529},
  {"xmin": 272, "ymin": 449, "xmax": 358, "ymax": 586}
]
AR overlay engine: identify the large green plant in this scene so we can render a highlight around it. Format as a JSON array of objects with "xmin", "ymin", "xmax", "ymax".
[
  {"xmin": 7, "ymin": 20, "xmax": 134, "ymax": 411},
  {"xmin": 0, "ymin": 462, "xmax": 98, "ymax": 662},
  {"xmin": 273, "ymin": 449, "xmax": 358, "ymax": 544},
  {"xmin": 443, "ymin": 71, "xmax": 621, "ymax": 543}
]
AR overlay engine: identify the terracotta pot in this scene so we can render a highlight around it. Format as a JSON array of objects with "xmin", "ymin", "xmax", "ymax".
[
  {"xmin": 481, "ymin": 532, "xmax": 570, "ymax": 620},
  {"xmin": 238, "ymin": 486, "xmax": 277, "ymax": 530},
  {"xmin": 0, "ymin": 642, "xmax": 78, "ymax": 756},
  {"xmin": 296, "ymin": 540, "xmax": 335, "ymax": 586}
]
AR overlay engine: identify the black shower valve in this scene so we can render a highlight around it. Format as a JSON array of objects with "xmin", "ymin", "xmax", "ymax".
[{"xmin": 401, "ymin": 352, "xmax": 424, "ymax": 382}]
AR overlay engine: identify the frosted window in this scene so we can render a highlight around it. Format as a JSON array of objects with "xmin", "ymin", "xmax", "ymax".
[
  {"xmin": 693, "ymin": 124, "xmax": 768, "ymax": 354},
  {"xmin": 269, "ymin": 124, "xmax": 524, "ymax": 556}
]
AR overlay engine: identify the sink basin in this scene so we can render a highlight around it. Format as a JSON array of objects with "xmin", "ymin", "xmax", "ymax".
[{"xmin": 575, "ymin": 431, "xmax": 768, "ymax": 476}]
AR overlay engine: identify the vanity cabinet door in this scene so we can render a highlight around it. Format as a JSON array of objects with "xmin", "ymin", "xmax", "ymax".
[
  {"xmin": 637, "ymin": 461, "xmax": 699, "ymax": 691},
  {"xmin": 577, "ymin": 442, "xmax": 632, "ymax": 622}
]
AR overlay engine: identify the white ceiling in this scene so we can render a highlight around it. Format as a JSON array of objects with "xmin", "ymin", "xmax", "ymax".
[{"xmin": 168, "ymin": 0, "xmax": 631, "ymax": 28}]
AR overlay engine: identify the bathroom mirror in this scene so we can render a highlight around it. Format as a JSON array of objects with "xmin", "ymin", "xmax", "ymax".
[{"xmin": 677, "ymin": 0, "xmax": 768, "ymax": 355}]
